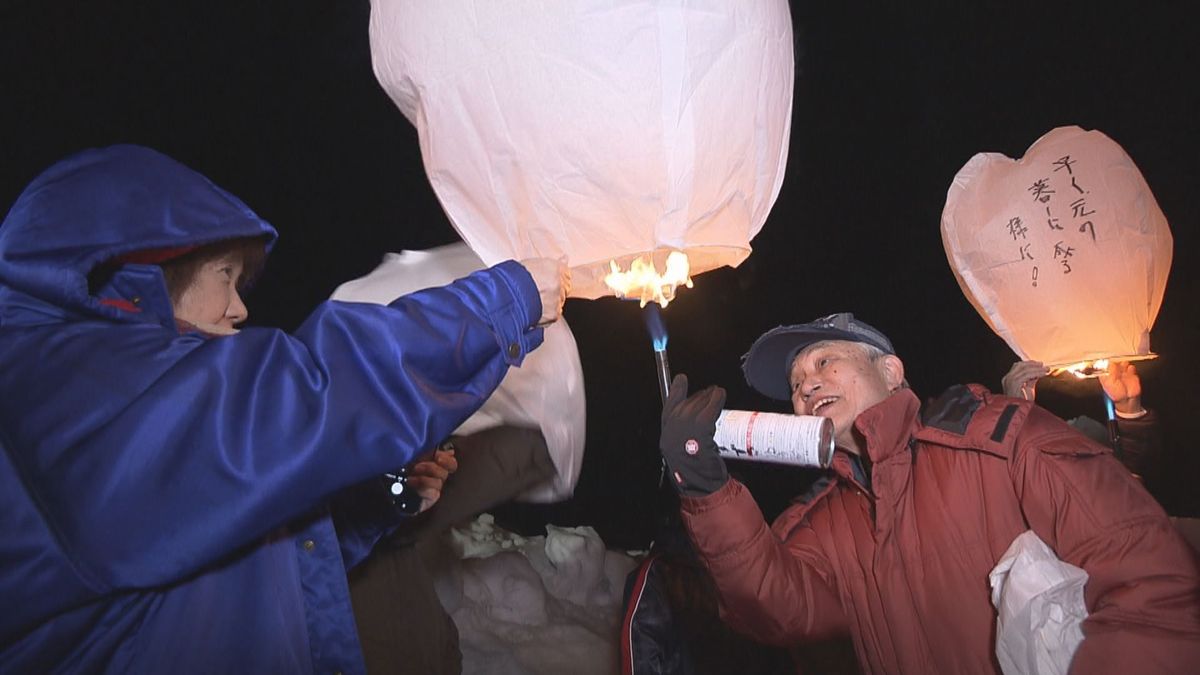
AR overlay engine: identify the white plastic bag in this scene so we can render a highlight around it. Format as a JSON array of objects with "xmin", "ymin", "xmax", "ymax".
[
  {"xmin": 368, "ymin": 0, "xmax": 794, "ymax": 299},
  {"xmin": 942, "ymin": 126, "xmax": 1172, "ymax": 368},
  {"xmin": 989, "ymin": 530, "xmax": 1089, "ymax": 675},
  {"xmin": 331, "ymin": 243, "xmax": 585, "ymax": 503}
]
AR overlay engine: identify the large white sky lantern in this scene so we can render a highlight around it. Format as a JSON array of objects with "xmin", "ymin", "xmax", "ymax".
[
  {"xmin": 369, "ymin": 0, "xmax": 794, "ymax": 305},
  {"xmin": 942, "ymin": 126, "xmax": 1173, "ymax": 374}
]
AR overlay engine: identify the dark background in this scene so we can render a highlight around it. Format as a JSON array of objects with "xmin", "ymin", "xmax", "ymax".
[{"xmin": 3, "ymin": 2, "xmax": 1196, "ymax": 549}]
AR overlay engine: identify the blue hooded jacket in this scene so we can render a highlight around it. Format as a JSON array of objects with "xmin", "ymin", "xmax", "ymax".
[{"xmin": 0, "ymin": 145, "xmax": 545, "ymax": 673}]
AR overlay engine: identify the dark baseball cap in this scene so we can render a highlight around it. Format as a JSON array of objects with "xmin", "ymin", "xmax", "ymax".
[{"xmin": 741, "ymin": 312, "xmax": 895, "ymax": 400}]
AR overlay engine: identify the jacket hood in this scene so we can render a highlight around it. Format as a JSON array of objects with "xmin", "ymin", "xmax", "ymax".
[{"xmin": 0, "ymin": 144, "xmax": 278, "ymax": 324}]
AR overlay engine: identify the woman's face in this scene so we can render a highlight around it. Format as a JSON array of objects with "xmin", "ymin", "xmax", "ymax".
[{"xmin": 172, "ymin": 254, "xmax": 248, "ymax": 329}]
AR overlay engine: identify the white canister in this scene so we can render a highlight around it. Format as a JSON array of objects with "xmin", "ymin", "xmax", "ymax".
[{"xmin": 713, "ymin": 410, "xmax": 835, "ymax": 468}]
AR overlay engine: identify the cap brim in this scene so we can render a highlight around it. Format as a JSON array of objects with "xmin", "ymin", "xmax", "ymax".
[{"xmin": 741, "ymin": 326, "xmax": 873, "ymax": 400}]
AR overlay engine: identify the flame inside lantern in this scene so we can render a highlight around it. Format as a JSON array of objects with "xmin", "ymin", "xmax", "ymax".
[
  {"xmin": 1051, "ymin": 359, "xmax": 1111, "ymax": 379},
  {"xmin": 1048, "ymin": 353, "xmax": 1157, "ymax": 380},
  {"xmin": 603, "ymin": 251, "xmax": 694, "ymax": 308}
]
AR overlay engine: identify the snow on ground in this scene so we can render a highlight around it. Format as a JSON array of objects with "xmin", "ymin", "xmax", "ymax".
[{"xmin": 427, "ymin": 514, "xmax": 640, "ymax": 674}]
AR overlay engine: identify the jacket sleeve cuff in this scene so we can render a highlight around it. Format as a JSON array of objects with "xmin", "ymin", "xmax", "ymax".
[
  {"xmin": 491, "ymin": 260, "xmax": 545, "ymax": 365},
  {"xmin": 679, "ymin": 477, "xmax": 740, "ymax": 514}
]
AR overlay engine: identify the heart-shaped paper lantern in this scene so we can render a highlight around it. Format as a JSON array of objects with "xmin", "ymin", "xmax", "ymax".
[
  {"xmin": 941, "ymin": 126, "xmax": 1173, "ymax": 369},
  {"xmin": 368, "ymin": 0, "xmax": 794, "ymax": 302}
]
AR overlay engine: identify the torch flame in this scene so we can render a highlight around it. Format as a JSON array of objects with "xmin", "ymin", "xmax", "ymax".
[
  {"xmin": 603, "ymin": 251, "xmax": 694, "ymax": 308},
  {"xmin": 1050, "ymin": 358, "xmax": 1111, "ymax": 379}
]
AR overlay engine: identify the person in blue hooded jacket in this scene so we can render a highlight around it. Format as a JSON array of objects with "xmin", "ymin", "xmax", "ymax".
[{"xmin": 0, "ymin": 144, "xmax": 569, "ymax": 674}]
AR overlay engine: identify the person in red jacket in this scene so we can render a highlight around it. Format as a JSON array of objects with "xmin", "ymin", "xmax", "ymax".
[{"xmin": 660, "ymin": 312, "xmax": 1200, "ymax": 674}]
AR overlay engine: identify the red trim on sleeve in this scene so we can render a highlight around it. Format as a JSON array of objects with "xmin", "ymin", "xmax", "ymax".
[
  {"xmin": 99, "ymin": 298, "xmax": 142, "ymax": 313},
  {"xmin": 620, "ymin": 554, "xmax": 660, "ymax": 675}
]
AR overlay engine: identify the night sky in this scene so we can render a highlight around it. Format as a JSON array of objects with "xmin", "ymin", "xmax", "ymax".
[{"xmin": 3, "ymin": 2, "xmax": 1197, "ymax": 549}]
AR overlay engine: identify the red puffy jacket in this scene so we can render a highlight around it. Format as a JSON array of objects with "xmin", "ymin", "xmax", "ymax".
[{"xmin": 682, "ymin": 385, "xmax": 1200, "ymax": 674}]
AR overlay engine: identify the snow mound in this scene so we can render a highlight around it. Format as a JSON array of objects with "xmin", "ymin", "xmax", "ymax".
[{"xmin": 433, "ymin": 514, "xmax": 639, "ymax": 674}]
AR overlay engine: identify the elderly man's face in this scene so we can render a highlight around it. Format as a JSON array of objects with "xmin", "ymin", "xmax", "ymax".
[{"xmin": 788, "ymin": 340, "xmax": 903, "ymax": 454}]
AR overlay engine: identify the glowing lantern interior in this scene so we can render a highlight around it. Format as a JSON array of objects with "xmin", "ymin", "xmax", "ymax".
[
  {"xmin": 1049, "ymin": 356, "xmax": 1159, "ymax": 380},
  {"xmin": 1052, "ymin": 358, "xmax": 1110, "ymax": 379}
]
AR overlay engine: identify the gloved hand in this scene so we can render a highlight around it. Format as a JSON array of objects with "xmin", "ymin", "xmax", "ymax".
[{"xmin": 660, "ymin": 374, "xmax": 729, "ymax": 497}]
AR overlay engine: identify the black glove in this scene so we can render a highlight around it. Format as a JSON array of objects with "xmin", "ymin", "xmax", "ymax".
[{"xmin": 660, "ymin": 374, "xmax": 729, "ymax": 497}]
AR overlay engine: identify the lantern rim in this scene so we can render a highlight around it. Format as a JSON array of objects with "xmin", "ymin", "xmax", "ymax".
[{"xmin": 1045, "ymin": 352, "xmax": 1158, "ymax": 378}]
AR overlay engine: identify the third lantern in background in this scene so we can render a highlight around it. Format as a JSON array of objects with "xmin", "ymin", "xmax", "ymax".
[{"xmin": 941, "ymin": 126, "xmax": 1173, "ymax": 375}]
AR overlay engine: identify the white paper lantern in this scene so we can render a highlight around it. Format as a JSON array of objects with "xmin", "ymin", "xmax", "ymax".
[
  {"xmin": 941, "ymin": 126, "xmax": 1173, "ymax": 369},
  {"xmin": 369, "ymin": 0, "xmax": 794, "ymax": 301}
]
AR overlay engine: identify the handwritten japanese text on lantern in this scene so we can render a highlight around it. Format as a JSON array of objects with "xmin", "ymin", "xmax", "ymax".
[{"xmin": 941, "ymin": 126, "xmax": 1172, "ymax": 369}]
